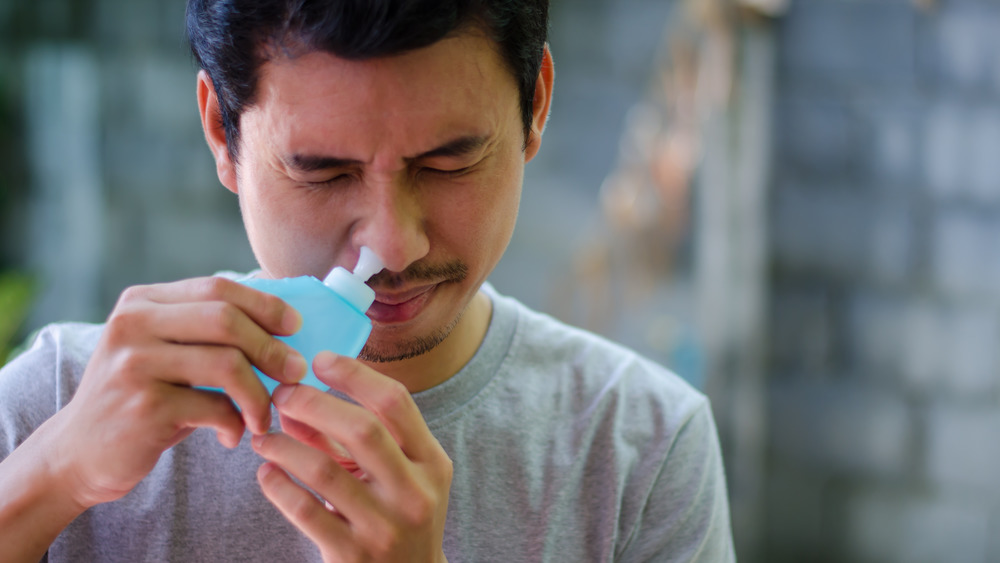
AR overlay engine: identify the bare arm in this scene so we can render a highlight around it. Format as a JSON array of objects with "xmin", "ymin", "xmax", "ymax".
[{"xmin": 0, "ymin": 416, "xmax": 88, "ymax": 562}]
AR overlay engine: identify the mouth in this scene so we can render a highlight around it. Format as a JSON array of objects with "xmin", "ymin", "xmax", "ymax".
[{"xmin": 366, "ymin": 283, "xmax": 439, "ymax": 324}]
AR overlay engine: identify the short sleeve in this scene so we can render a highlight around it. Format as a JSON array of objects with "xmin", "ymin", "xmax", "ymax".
[
  {"xmin": 0, "ymin": 323, "xmax": 99, "ymax": 460},
  {"xmin": 0, "ymin": 328, "xmax": 60, "ymax": 459},
  {"xmin": 618, "ymin": 399, "xmax": 736, "ymax": 562}
]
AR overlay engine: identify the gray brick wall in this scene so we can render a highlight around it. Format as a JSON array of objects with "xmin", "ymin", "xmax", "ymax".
[
  {"xmin": 1, "ymin": 0, "xmax": 256, "ymax": 330},
  {"xmin": 767, "ymin": 0, "xmax": 1000, "ymax": 561}
]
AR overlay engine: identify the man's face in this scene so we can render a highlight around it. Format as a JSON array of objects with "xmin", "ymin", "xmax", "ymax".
[{"xmin": 210, "ymin": 32, "xmax": 546, "ymax": 363}]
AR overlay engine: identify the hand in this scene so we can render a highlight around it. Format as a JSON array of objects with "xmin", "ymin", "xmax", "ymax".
[
  {"xmin": 44, "ymin": 277, "xmax": 307, "ymax": 508},
  {"xmin": 252, "ymin": 352, "xmax": 453, "ymax": 563}
]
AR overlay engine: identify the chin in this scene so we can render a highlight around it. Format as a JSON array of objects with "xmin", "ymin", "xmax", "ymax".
[
  {"xmin": 359, "ymin": 331, "xmax": 448, "ymax": 363},
  {"xmin": 361, "ymin": 307, "xmax": 465, "ymax": 364}
]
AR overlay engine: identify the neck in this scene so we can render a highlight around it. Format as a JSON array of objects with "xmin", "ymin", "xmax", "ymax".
[{"xmin": 362, "ymin": 290, "xmax": 492, "ymax": 393}]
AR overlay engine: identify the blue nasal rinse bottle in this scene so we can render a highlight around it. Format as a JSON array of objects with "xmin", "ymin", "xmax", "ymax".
[{"xmin": 233, "ymin": 247, "xmax": 383, "ymax": 394}]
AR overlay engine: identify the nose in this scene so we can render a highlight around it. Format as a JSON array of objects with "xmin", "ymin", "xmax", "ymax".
[{"xmin": 351, "ymin": 177, "xmax": 430, "ymax": 273}]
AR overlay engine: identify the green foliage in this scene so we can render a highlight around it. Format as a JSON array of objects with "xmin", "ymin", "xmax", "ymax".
[{"xmin": 0, "ymin": 271, "xmax": 35, "ymax": 365}]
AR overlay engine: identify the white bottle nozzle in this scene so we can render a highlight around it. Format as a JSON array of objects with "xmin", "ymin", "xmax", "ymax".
[
  {"xmin": 320, "ymin": 247, "xmax": 384, "ymax": 313},
  {"xmin": 352, "ymin": 246, "xmax": 384, "ymax": 282}
]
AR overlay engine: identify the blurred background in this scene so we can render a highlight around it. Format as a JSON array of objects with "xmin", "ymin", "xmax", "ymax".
[{"xmin": 1, "ymin": 0, "xmax": 999, "ymax": 561}]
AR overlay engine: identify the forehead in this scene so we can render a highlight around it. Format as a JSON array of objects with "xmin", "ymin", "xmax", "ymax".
[{"xmin": 243, "ymin": 32, "xmax": 519, "ymax": 153}]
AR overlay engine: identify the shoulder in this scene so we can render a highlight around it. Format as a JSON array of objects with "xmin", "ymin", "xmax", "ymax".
[
  {"xmin": 482, "ymin": 290, "xmax": 734, "ymax": 559},
  {"xmin": 7, "ymin": 322, "xmax": 104, "ymax": 372},
  {"xmin": 488, "ymin": 288, "xmax": 715, "ymax": 484},
  {"xmin": 0, "ymin": 322, "xmax": 103, "ymax": 453},
  {"xmin": 493, "ymin": 288, "xmax": 707, "ymax": 426}
]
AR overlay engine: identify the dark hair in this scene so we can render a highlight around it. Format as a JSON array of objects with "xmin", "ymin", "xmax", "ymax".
[{"xmin": 186, "ymin": 0, "xmax": 549, "ymax": 160}]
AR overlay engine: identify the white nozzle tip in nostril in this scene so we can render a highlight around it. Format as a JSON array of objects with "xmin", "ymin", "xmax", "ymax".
[{"xmin": 352, "ymin": 246, "xmax": 384, "ymax": 282}]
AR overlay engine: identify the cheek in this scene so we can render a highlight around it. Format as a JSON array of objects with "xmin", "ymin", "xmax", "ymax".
[
  {"xmin": 486, "ymin": 155, "xmax": 524, "ymax": 238},
  {"xmin": 441, "ymin": 164, "xmax": 521, "ymax": 264},
  {"xmin": 238, "ymin": 167, "xmax": 349, "ymax": 277}
]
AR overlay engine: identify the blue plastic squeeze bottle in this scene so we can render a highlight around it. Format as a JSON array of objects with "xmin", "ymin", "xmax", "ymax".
[{"xmin": 235, "ymin": 247, "xmax": 384, "ymax": 394}]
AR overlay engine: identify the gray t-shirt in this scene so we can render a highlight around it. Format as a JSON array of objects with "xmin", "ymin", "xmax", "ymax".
[{"xmin": 0, "ymin": 284, "xmax": 735, "ymax": 562}]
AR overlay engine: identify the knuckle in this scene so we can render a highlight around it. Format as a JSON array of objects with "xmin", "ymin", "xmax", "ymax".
[
  {"xmin": 103, "ymin": 316, "xmax": 131, "ymax": 345},
  {"xmin": 306, "ymin": 460, "xmax": 341, "ymax": 490},
  {"xmin": 399, "ymin": 488, "xmax": 435, "ymax": 527},
  {"xmin": 196, "ymin": 276, "xmax": 234, "ymax": 301},
  {"xmin": 206, "ymin": 301, "xmax": 242, "ymax": 340},
  {"xmin": 259, "ymin": 337, "xmax": 288, "ymax": 371},
  {"xmin": 121, "ymin": 387, "xmax": 166, "ymax": 419},
  {"xmin": 213, "ymin": 347, "xmax": 247, "ymax": 381},
  {"xmin": 370, "ymin": 526, "xmax": 402, "ymax": 559},
  {"xmin": 373, "ymin": 380, "xmax": 410, "ymax": 414},
  {"xmin": 242, "ymin": 285, "xmax": 287, "ymax": 332},
  {"xmin": 111, "ymin": 346, "xmax": 151, "ymax": 378},
  {"xmin": 117, "ymin": 284, "xmax": 148, "ymax": 305},
  {"xmin": 288, "ymin": 494, "xmax": 322, "ymax": 524},
  {"xmin": 260, "ymin": 293, "xmax": 288, "ymax": 329},
  {"xmin": 345, "ymin": 413, "xmax": 383, "ymax": 447},
  {"xmin": 105, "ymin": 307, "xmax": 147, "ymax": 344}
]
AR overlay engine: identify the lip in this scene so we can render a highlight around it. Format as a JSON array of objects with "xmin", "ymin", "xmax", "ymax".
[{"xmin": 367, "ymin": 283, "xmax": 438, "ymax": 324}]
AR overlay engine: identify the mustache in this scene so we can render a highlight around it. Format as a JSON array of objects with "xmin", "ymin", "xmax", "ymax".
[{"xmin": 367, "ymin": 260, "xmax": 469, "ymax": 289}]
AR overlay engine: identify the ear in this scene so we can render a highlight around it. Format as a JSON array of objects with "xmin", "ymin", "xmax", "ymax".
[
  {"xmin": 523, "ymin": 44, "xmax": 554, "ymax": 163},
  {"xmin": 197, "ymin": 70, "xmax": 239, "ymax": 194}
]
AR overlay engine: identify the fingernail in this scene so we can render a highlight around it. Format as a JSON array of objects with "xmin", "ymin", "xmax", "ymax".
[
  {"xmin": 282, "ymin": 307, "xmax": 303, "ymax": 334},
  {"xmin": 314, "ymin": 351, "xmax": 337, "ymax": 373},
  {"xmin": 252, "ymin": 433, "xmax": 266, "ymax": 449},
  {"xmin": 258, "ymin": 462, "xmax": 275, "ymax": 479},
  {"xmin": 249, "ymin": 412, "xmax": 270, "ymax": 436},
  {"xmin": 284, "ymin": 350, "xmax": 307, "ymax": 382},
  {"xmin": 219, "ymin": 430, "xmax": 241, "ymax": 449},
  {"xmin": 272, "ymin": 384, "xmax": 294, "ymax": 406}
]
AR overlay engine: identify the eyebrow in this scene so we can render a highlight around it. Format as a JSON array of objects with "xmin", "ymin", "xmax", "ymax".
[
  {"xmin": 284, "ymin": 135, "xmax": 490, "ymax": 173},
  {"xmin": 286, "ymin": 154, "xmax": 362, "ymax": 172},
  {"xmin": 414, "ymin": 135, "xmax": 489, "ymax": 160}
]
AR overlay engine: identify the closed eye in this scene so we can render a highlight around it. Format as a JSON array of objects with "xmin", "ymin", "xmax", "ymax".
[
  {"xmin": 309, "ymin": 173, "xmax": 354, "ymax": 187},
  {"xmin": 424, "ymin": 165, "xmax": 474, "ymax": 177}
]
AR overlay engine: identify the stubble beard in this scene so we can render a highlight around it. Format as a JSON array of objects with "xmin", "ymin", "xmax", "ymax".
[{"xmin": 358, "ymin": 308, "xmax": 465, "ymax": 363}]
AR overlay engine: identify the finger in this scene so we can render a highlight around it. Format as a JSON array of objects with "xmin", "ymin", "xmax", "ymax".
[
  {"xmin": 256, "ymin": 461, "xmax": 356, "ymax": 555},
  {"xmin": 135, "ymin": 276, "xmax": 302, "ymax": 337},
  {"xmin": 277, "ymin": 414, "xmax": 358, "ymax": 474},
  {"xmin": 271, "ymin": 384, "xmax": 411, "ymax": 487},
  {"xmin": 118, "ymin": 343, "xmax": 272, "ymax": 434},
  {"xmin": 157, "ymin": 384, "xmax": 247, "ymax": 448},
  {"xmin": 141, "ymin": 301, "xmax": 307, "ymax": 387},
  {"xmin": 252, "ymin": 432, "xmax": 377, "ymax": 524},
  {"xmin": 313, "ymin": 352, "xmax": 436, "ymax": 460}
]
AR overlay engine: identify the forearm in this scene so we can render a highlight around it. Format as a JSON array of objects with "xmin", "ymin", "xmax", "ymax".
[{"xmin": 0, "ymin": 419, "xmax": 87, "ymax": 563}]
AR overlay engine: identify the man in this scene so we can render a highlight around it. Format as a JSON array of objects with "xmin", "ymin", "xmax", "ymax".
[{"xmin": 0, "ymin": 0, "xmax": 735, "ymax": 561}]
